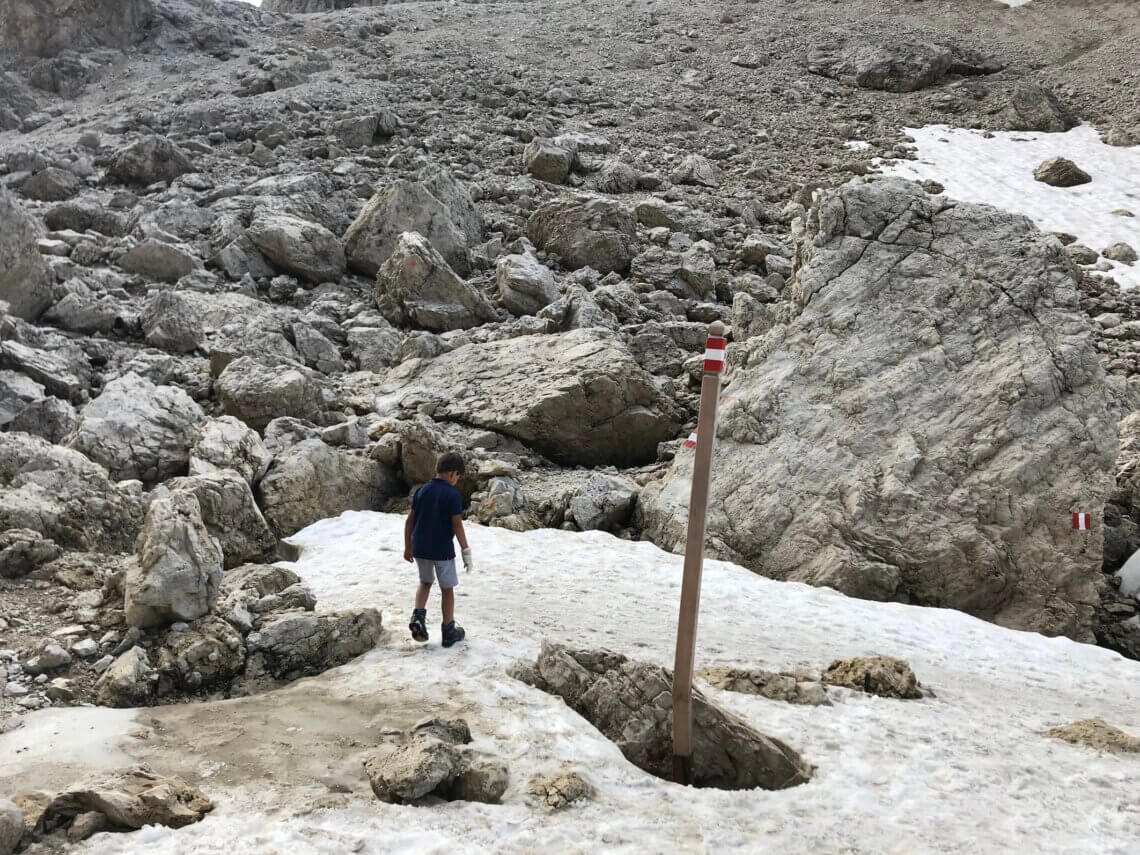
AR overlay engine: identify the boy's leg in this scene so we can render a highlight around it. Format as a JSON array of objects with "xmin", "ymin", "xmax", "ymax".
[
  {"xmin": 441, "ymin": 586, "xmax": 455, "ymax": 624},
  {"xmin": 436, "ymin": 560, "xmax": 465, "ymax": 647},
  {"xmin": 410, "ymin": 560, "xmax": 435, "ymax": 643}
]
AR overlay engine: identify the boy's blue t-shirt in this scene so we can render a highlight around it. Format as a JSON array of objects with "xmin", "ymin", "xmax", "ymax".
[{"xmin": 411, "ymin": 478, "xmax": 463, "ymax": 560}]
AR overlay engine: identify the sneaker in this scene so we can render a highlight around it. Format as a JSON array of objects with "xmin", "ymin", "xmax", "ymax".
[
  {"xmin": 409, "ymin": 608, "xmax": 428, "ymax": 643},
  {"xmin": 441, "ymin": 620, "xmax": 466, "ymax": 648}
]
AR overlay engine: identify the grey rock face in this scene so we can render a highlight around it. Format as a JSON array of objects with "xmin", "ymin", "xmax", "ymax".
[
  {"xmin": 513, "ymin": 642, "xmax": 813, "ymax": 790},
  {"xmin": 567, "ymin": 473, "xmax": 638, "ymax": 532},
  {"xmin": 142, "ymin": 290, "xmax": 205, "ymax": 354},
  {"xmin": 345, "ymin": 166, "xmax": 481, "ymax": 277},
  {"xmin": 385, "ymin": 328, "xmax": 683, "ymax": 467},
  {"xmin": 38, "ymin": 770, "xmax": 212, "ymax": 829},
  {"xmin": 0, "ymin": 528, "xmax": 62, "ymax": 578},
  {"xmin": 523, "ymin": 137, "xmax": 575, "ymax": 184},
  {"xmin": 374, "ymin": 232, "xmax": 497, "ymax": 332},
  {"xmin": 93, "ymin": 646, "xmax": 155, "ymax": 707},
  {"xmin": 120, "ymin": 240, "xmax": 201, "ymax": 283},
  {"xmin": 124, "ymin": 492, "xmax": 224, "ymax": 628},
  {"xmin": 0, "ymin": 432, "xmax": 144, "ymax": 552},
  {"xmin": 258, "ymin": 438, "xmax": 399, "ymax": 536},
  {"xmin": 154, "ymin": 471, "xmax": 276, "ymax": 569},
  {"xmin": 0, "ymin": 340, "xmax": 90, "ymax": 402},
  {"xmin": 216, "ymin": 356, "xmax": 325, "ymax": 431},
  {"xmin": 245, "ymin": 608, "xmax": 382, "ymax": 678},
  {"xmin": 108, "ymin": 135, "xmax": 194, "ymax": 186},
  {"xmin": 496, "ymin": 252, "xmax": 559, "ymax": 317},
  {"xmin": 526, "ymin": 196, "xmax": 638, "ymax": 275},
  {"xmin": 247, "ymin": 213, "xmax": 346, "ymax": 283},
  {"xmin": 188, "ymin": 416, "xmax": 274, "ymax": 485},
  {"xmin": 640, "ymin": 179, "xmax": 1118, "ymax": 640},
  {"xmin": 0, "ymin": 797, "xmax": 21, "ymax": 855},
  {"xmin": 1, "ymin": 0, "xmax": 152, "ymax": 57},
  {"xmin": 68, "ymin": 373, "xmax": 205, "ymax": 485},
  {"xmin": 0, "ymin": 188, "xmax": 53, "ymax": 320}
]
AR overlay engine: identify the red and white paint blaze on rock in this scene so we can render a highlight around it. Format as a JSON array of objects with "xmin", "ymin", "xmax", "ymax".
[{"xmin": 1073, "ymin": 513, "xmax": 1092, "ymax": 531}]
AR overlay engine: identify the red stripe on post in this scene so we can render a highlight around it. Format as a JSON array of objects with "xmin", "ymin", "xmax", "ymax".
[{"xmin": 703, "ymin": 335, "xmax": 727, "ymax": 374}]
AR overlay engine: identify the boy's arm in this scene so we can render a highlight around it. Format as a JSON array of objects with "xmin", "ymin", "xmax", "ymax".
[
  {"xmin": 451, "ymin": 515, "xmax": 469, "ymax": 550},
  {"xmin": 452, "ymin": 515, "xmax": 474, "ymax": 573},
  {"xmin": 403, "ymin": 510, "xmax": 414, "ymax": 562}
]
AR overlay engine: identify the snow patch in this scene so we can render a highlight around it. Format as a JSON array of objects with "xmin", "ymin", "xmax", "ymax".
[
  {"xmin": 998, "ymin": 0, "xmax": 1033, "ymax": 7},
  {"xmin": 4, "ymin": 511, "xmax": 1139, "ymax": 853},
  {"xmin": 880, "ymin": 124, "xmax": 1140, "ymax": 288}
]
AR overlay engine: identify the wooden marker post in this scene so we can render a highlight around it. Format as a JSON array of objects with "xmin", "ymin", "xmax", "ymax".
[{"xmin": 672, "ymin": 320, "xmax": 727, "ymax": 786}]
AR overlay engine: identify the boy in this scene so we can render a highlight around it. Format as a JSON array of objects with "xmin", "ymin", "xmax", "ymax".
[{"xmin": 404, "ymin": 451, "xmax": 473, "ymax": 647}]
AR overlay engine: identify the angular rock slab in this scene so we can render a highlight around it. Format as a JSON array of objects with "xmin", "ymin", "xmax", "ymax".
[
  {"xmin": 124, "ymin": 492, "xmax": 223, "ymax": 628},
  {"xmin": 374, "ymin": 231, "xmax": 496, "ymax": 332},
  {"xmin": 513, "ymin": 642, "xmax": 813, "ymax": 790},
  {"xmin": 640, "ymin": 178, "xmax": 1119, "ymax": 640},
  {"xmin": 385, "ymin": 328, "xmax": 682, "ymax": 467}
]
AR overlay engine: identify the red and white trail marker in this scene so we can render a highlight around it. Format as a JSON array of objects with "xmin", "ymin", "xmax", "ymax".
[
  {"xmin": 682, "ymin": 431, "xmax": 698, "ymax": 449},
  {"xmin": 1072, "ymin": 512, "xmax": 1092, "ymax": 531},
  {"xmin": 703, "ymin": 335, "xmax": 727, "ymax": 374}
]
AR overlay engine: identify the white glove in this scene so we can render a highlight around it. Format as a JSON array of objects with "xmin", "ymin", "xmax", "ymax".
[{"xmin": 461, "ymin": 547, "xmax": 474, "ymax": 573}]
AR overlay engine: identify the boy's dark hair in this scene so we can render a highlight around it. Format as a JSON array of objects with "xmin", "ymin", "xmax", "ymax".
[{"xmin": 436, "ymin": 451, "xmax": 465, "ymax": 475}]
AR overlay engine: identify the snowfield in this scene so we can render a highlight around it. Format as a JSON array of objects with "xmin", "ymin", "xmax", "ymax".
[
  {"xmin": 881, "ymin": 124, "xmax": 1140, "ymax": 289},
  {"xmin": 3, "ymin": 511, "xmax": 1139, "ymax": 854}
]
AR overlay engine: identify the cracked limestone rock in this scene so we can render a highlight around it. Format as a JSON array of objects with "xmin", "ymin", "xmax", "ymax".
[{"xmin": 640, "ymin": 178, "xmax": 1119, "ymax": 641}]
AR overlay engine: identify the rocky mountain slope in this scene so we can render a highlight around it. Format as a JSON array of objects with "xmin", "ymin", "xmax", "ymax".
[{"xmin": 2, "ymin": 0, "xmax": 1140, "ymax": 732}]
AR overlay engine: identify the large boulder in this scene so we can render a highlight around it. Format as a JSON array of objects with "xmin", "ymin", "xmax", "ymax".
[
  {"xmin": 142, "ymin": 290, "xmax": 205, "ymax": 354},
  {"xmin": 525, "ymin": 197, "xmax": 637, "ymax": 275},
  {"xmin": 496, "ymin": 252, "xmax": 559, "ymax": 317},
  {"xmin": 188, "ymin": 416, "xmax": 274, "ymax": 485},
  {"xmin": 246, "ymin": 213, "xmax": 346, "ymax": 283},
  {"xmin": 384, "ymin": 328, "xmax": 683, "ymax": 467},
  {"xmin": 0, "ymin": 340, "xmax": 91, "ymax": 403},
  {"xmin": 807, "ymin": 36, "xmax": 954, "ymax": 92},
  {"xmin": 38, "ymin": 770, "xmax": 211, "ymax": 831},
  {"xmin": 108, "ymin": 135, "xmax": 194, "ymax": 187},
  {"xmin": 93, "ymin": 646, "xmax": 155, "ymax": 707},
  {"xmin": 0, "ymin": 433, "xmax": 144, "ymax": 552},
  {"xmin": 216, "ymin": 357, "xmax": 325, "ymax": 431},
  {"xmin": 344, "ymin": 165, "xmax": 481, "ymax": 277},
  {"xmin": 244, "ymin": 609, "xmax": 382, "ymax": 679},
  {"xmin": 0, "ymin": 188, "xmax": 53, "ymax": 320},
  {"xmin": 154, "ymin": 616, "xmax": 246, "ymax": 695},
  {"xmin": 0, "ymin": 797, "xmax": 21, "ymax": 855},
  {"xmin": 363, "ymin": 718, "xmax": 508, "ymax": 805},
  {"xmin": 374, "ymin": 232, "xmax": 497, "ymax": 331},
  {"xmin": 640, "ymin": 178, "xmax": 1119, "ymax": 640},
  {"xmin": 1, "ymin": 0, "xmax": 153, "ymax": 57},
  {"xmin": 994, "ymin": 82, "xmax": 1078, "ymax": 133},
  {"xmin": 513, "ymin": 642, "xmax": 813, "ymax": 790},
  {"xmin": 120, "ymin": 240, "xmax": 201, "ymax": 283},
  {"xmin": 257, "ymin": 438, "xmax": 400, "ymax": 537},
  {"xmin": 68, "ymin": 373, "xmax": 205, "ymax": 485},
  {"xmin": 153, "ymin": 471, "xmax": 276, "ymax": 569},
  {"xmin": 123, "ymin": 492, "xmax": 224, "ymax": 628}
]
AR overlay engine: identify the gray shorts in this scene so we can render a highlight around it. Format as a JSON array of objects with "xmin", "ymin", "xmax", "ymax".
[{"xmin": 415, "ymin": 557, "xmax": 459, "ymax": 589}]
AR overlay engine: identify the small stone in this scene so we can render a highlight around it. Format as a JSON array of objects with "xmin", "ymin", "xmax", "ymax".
[
  {"xmin": 4, "ymin": 681, "xmax": 28, "ymax": 697},
  {"xmin": 1103, "ymin": 242, "xmax": 1137, "ymax": 264},
  {"xmin": 91, "ymin": 654, "xmax": 115, "ymax": 674},
  {"xmin": 1064, "ymin": 244, "xmax": 1099, "ymax": 265},
  {"xmin": 71, "ymin": 639, "xmax": 98, "ymax": 658}
]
